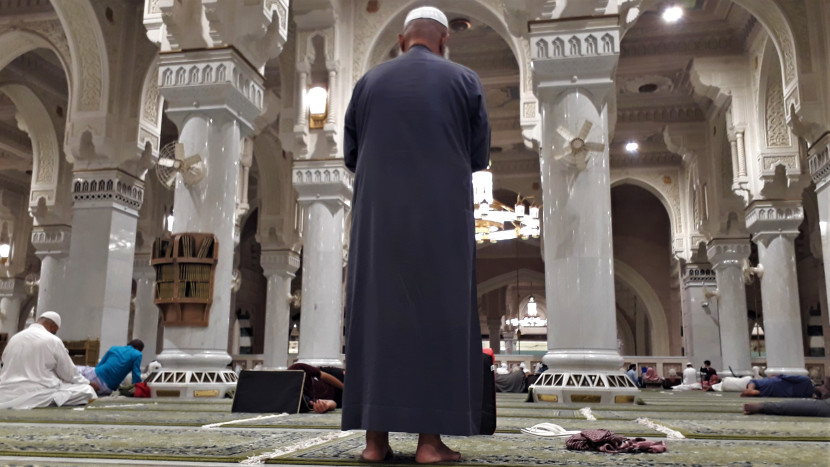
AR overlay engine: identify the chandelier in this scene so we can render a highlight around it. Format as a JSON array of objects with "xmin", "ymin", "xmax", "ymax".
[
  {"xmin": 507, "ymin": 296, "xmax": 547, "ymax": 328},
  {"xmin": 472, "ymin": 170, "xmax": 540, "ymax": 243}
]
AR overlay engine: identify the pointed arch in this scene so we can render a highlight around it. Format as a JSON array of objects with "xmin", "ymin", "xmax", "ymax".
[{"xmin": 614, "ymin": 259, "xmax": 670, "ymax": 355}]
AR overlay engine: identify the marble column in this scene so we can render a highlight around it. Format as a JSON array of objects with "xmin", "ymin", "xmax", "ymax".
[
  {"xmin": 529, "ymin": 17, "xmax": 637, "ymax": 402},
  {"xmin": 66, "ymin": 170, "xmax": 143, "ymax": 353},
  {"xmin": 292, "ymin": 160, "xmax": 352, "ymax": 367},
  {"xmin": 0, "ymin": 278, "xmax": 25, "ymax": 336},
  {"xmin": 487, "ymin": 319, "xmax": 502, "ymax": 353},
  {"xmin": 261, "ymin": 249, "xmax": 300, "ymax": 368},
  {"xmin": 808, "ymin": 134, "xmax": 830, "ymax": 314},
  {"xmin": 746, "ymin": 200, "xmax": 807, "ymax": 375},
  {"xmin": 132, "ymin": 256, "xmax": 159, "ymax": 363},
  {"xmin": 681, "ymin": 264, "xmax": 723, "ymax": 369},
  {"xmin": 30, "ymin": 225, "xmax": 71, "ymax": 315},
  {"xmin": 707, "ymin": 238, "xmax": 752, "ymax": 375}
]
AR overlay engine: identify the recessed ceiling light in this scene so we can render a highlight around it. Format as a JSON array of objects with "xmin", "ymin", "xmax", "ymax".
[
  {"xmin": 625, "ymin": 142, "xmax": 639, "ymax": 153},
  {"xmin": 662, "ymin": 6, "xmax": 683, "ymax": 23},
  {"xmin": 449, "ymin": 18, "xmax": 471, "ymax": 32}
]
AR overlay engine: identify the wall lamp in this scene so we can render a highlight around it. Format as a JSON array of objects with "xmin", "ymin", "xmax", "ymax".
[
  {"xmin": 0, "ymin": 242, "xmax": 10, "ymax": 265},
  {"xmin": 307, "ymin": 86, "xmax": 328, "ymax": 129}
]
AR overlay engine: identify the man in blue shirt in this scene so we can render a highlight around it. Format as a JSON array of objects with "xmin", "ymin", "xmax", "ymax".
[
  {"xmin": 77, "ymin": 339, "xmax": 144, "ymax": 396},
  {"xmin": 740, "ymin": 374, "xmax": 814, "ymax": 398}
]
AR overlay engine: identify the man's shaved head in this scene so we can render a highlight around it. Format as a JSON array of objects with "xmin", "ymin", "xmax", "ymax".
[{"xmin": 399, "ymin": 18, "xmax": 449, "ymax": 56}]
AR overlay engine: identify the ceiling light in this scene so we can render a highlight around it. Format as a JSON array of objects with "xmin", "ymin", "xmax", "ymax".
[
  {"xmin": 625, "ymin": 142, "xmax": 639, "ymax": 153},
  {"xmin": 662, "ymin": 6, "xmax": 683, "ymax": 23}
]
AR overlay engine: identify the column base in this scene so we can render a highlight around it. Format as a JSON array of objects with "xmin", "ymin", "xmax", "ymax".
[
  {"xmin": 530, "ymin": 369, "xmax": 639, "ymax": 405},
  {"xmin": 542, "ymin": 349, "xmax": 624, "ymax": 371},
  {"xmin": 764, "ymin": 366, "xmax": 808, "ymax": 377},
  {"xmin": 147, "ymin": 349, "xmax": 237, "ymax": 399}
]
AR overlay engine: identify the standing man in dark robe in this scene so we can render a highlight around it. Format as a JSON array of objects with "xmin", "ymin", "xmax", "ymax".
[{"xmin": 341, "ymin": 5, "xmax": 490, "ymax": 464}]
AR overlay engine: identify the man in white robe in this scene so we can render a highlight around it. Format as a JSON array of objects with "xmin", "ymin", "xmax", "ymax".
[{"xmin": 0, "ymin": 311, "xmax": 97, "ymax": 409}]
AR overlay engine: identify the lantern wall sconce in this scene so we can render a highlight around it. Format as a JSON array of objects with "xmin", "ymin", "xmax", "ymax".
[
  {"xmin": 307, "ymin": 86, "xmax": 328, "ymax": 129},
  {"xmin": 0, "ymin": 242, "xmax": 10, "ymax": 265}
]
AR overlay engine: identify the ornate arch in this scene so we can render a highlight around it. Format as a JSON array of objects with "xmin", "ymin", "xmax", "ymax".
[
  {"xmin": 613, "ymin": 259, "xmax": 670, "ymax": 355},
  {"xmin": 731, "ymin": 0, "xmax": 801, "ymax": 115},
  {"xmin": 755, "ymin": 37, "xmax": 800, "ymax": 176},
  {"xmin": 137, "ymin": 56, "xmax": 163, "ymax": 158},
  {"xmin": 610, "ymin": 175, "xmax": 680, "ymax": 238},
  {"xmin": 0, "ymin": 84, "xmax": 62, "ymax": 215}
]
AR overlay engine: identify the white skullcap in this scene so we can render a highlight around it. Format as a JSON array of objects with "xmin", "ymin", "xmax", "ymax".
[
  {"xmin": 40, "ymin": 311, "xmax": 61, "ymax": 328},
  {"xmin": 404, "ymin": 6, "xmax": 448, "ymax": 29}
]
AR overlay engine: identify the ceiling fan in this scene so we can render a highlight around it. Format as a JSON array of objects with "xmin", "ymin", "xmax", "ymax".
[
  {"xmin": 156, "ymin": 141, "xmax": 206, "ymax": 189},
  {"xmin": 553, "ymin": 120, "xmax": 606, "ymax": 172}
]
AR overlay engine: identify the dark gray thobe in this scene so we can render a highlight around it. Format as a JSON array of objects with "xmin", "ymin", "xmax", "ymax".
[{"xmin": 341, "ymin": 45, "xmax": 490, "ymax": 436}]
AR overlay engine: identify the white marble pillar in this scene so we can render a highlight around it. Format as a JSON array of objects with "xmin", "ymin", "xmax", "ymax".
[
  {"xmin": 132, "ymin": 257, "xmax": 159, "ymax": 363},
  {"xmin": 65, "ymin": 171, "xmax": 143, "ymax": 352},
  {"xmin": 30, "ymin": 225, "xmax": 71, "ymax": 315},
  {"xmin": 0, "ymin": 278, "xmax": 25, "ymax": 336},
  {"xmin": 707, "ymin": 238, "xmax": 752, "ymax": 375},
  {"xmin": 292, "ymin": 160, "xmax": 352, "ymax": 367},
  {"xmin": 746, "ymin": 200, "xmax": 807, "ymax": 375},
  {"xmin": 808, "ymin": 134, "xmax": 830, "ymax": 314},
  {"xmin": 680, "ymin": 265, "xmax": 722, "ymax": 369},
  {"xmin": 487, "ymin": 319, "xmax": 502, "ymax": 353},
  {"xmin": 261, "ymin": 249, "xmax": 300, "ymax": 368},
  {"xmin": 527, "ymin": 16, "xmax": 638, "ymax": 402}
]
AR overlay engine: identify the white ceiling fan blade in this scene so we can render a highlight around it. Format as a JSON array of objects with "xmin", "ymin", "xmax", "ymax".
[
  {"xmin": 552, "ymin": 149, "xmax": 572, "ymax": 161},
  {"xmin": 157, "ymin": 158, "xmax": 176, "ymax": 168},
  {"xmin": 556, "ymin": 126, "xmax": 575, "ymax": 141},
  {"xmin": 576, "ymin": 157, "xmax": 588, "ymax": 171},
  {"xmin": 578, "ymin": 120, "xmax": 593, "ymax": 140},
  {"xmin": 174, "ymin": 142, "xmax": 185, "ymax": 161},
  {"xmin": 584, "ymin": 142, "xmax": 605, "ymax": 153},
  {"xmin": 181, "ymin": 154, "xmax": 202, "ymax": 169}
]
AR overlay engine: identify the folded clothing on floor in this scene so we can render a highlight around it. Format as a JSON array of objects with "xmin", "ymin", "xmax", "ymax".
[{"xmin": 565, "ymin": 429, "xmax": 667, "ymax": 453}]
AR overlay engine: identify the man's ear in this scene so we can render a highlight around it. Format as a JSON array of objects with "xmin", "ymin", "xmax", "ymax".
[{"xmin": 398, "ymin": 34, "xmax": 406, "ymax": 52}]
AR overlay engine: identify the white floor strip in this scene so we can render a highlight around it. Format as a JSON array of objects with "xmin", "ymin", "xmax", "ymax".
[
  {"xmin": 635, "ymin": 417, "xmax": 686, "ymax": 439},
  {"xmin": 240, "ymin": 430, "xmax": 356, "ymax": 465},
  {"xmin": 202, "ymin": 413, "xmax": 289, "ymax": 429},
  {"xmin": 88, "ymin": 403, "xmax": 149, "ymax": 409},
  {"xmin": 579, "ymin": 407, "xmax": 596, "ymax": 420}
]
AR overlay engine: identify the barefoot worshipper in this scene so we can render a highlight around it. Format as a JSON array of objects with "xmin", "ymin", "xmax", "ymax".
[
  {"xmin": 0, "ymin": 312, "xmax": 97, "ymax": 409},
  {"xmin": 341, "ymin": 5, "xmax": 490, "ymax": 464}
]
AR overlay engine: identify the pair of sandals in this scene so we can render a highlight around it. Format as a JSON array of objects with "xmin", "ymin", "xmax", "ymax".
[{"xmin": 521, "ymin": 423, "xmax": 582, "ymax": 437}]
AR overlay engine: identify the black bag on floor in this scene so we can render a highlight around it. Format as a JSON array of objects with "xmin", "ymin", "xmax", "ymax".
[
  {"xmin": 232, "ymin": 370, "xmax": 306, "ymax": 413},
  {"xmin": 480, "ymin": 352, "xmax": 497, "ymax": 435}
]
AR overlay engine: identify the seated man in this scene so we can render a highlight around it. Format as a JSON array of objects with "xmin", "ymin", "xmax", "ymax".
[
  {"xmin": 0, "ymin": 312, "xmax": 97, "ymax": 409},
  {"xmin": 77, "ymin": 339, "xmax": 144, "ymax": 396},
  {"xmin": 288, "ymin": 363, "xmax": 344, "ymax": 413},
  {"xmin": 740, "ymin": 374, "xmax": 815, "ymax": 398},
  {"xmin": 701, "ymin": 360, "xmax": 717, "ymax": 382}
]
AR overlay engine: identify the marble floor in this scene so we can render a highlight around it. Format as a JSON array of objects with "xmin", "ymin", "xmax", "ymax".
[{"xmin": 0, "ymin": 390, "xmax": 826, "ymax": 466}]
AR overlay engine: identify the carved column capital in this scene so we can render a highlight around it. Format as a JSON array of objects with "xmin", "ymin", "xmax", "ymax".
[
  {"xmin": 745, "ymin": 200, "xmax": 803, "ymax": 245},
  {"xmin": 706, "ymin": 238, "xmax": 751, "ymax": 271},
  {"xmin": 158, "ymin": 47, "xmax": 265, "ymax": 134},
  {"xmin": 30, "ymin": 225, "xmax": 72, "ymax": 259},
  {"xmin": 292, "ymin": 159, "xmax": 353, "ymax": 207},
  {"xmin": 528, "ymin": 16, "xmax": 620, "ymax": 104},
  {"xmin": 808, "ymin": 133, "xmax": 830, "ymax": 191},
  {"xmin": 260, "ymin": 249, "xmax": 300, "ymax": 278},
  {"xmin": 72, "ymin": 169, "xmax": 144, "ymax": 217},
  {"xmin": 0, "ymin": 277, "xmax": 25, "ymax": 298},
  {"xmin": 681, "ymin": 264, "xmax": 716, "ymax": 288}
]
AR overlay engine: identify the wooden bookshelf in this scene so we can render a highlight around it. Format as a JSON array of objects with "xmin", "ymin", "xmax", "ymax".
[
  {"xmin": 151, "ymin": 233, "xmax": 218, "ymax": 326},
  {"xmin": 65, "ymin": 339, "xmax": 100, "ymax": 366}
]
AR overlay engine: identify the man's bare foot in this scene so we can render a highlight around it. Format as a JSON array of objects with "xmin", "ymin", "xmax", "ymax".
[
  {"xmin": 360, "ymin": 430, "xmax": 392, "ymax": 462},
  {"xmin": 743, "ymin": 403, "xmax": 764, "ymax": 415},
  {"xmin": 415, "ymin": 434, "xmax": 461, "ymax": 464}
]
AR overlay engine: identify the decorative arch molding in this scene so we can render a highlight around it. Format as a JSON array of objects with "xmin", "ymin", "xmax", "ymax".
[
  {"xmin": 0, "ymin": 25, "xmax": 71, "ymax": 79},
  {"xmin": 0, "ymin": 84, "xmax": 61, "ymax": 215},
  {"xmin": 756, "ymin": 38, "xmax": 800, "ymax": 177},
  {"xmin": 610, "ymin": 174, "xmax": 681, "ymax": 243},
  {"xmin": 613, "ymin": 259, "xmax": 670, "ymax": 355},
  {"xmin": 51, "ymin": 0, "xmax": 108, "ymax": 114},
  {"xmin": 731, "ymin": 0, "xmax": 800, "ymax": 114},
  {"xmin": 477, "ymin": 268, "xmax": 545, "ymax": 297},
  {"xmin": 138, "ymin": 56, "xmax": 163, "ymax": 158},
  {"xmin": 616, "ymin": 307, "xmax": 635, "ymax": 357}
]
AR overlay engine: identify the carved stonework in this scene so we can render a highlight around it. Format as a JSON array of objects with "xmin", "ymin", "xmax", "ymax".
[
  {"xmin": 618, "ymin": 105, "xmax": 705, "ymax": 123},
  {"xmin": 681, "ymin": 264, "xmax": 716, "ymax": 287},
  {"xmin": 143, "ymin": 64, "xmax": 161, "ymax": 124},
  {"xmin": 35, "ymin": 133, "xmax": 57, "ymax": 184},
  {"xmin": 807, "ymin": 134, "xmax": 830, "ymax": 189},
  {"xmin": 31, "ymin": 225, "xmax": 71, "ymax": 258},
  {"xmin": 292, "ymin": 160, "xmax": 353, "ymax": 206},
  {"xmin": 351, "ymin": 1, "xmax": 397, "ymax": 83},
  {"xmin": 765, "ymin": 80, "xmax": 789, "ymax": 147},
  {"xmin": 72, "ymin": 170, "xmax": 144, "ymax": 215},
  {"xmin": 0, "ymin": 19, "xmax": 72, "ymax": 71},
  {"xmin": 706, "ymin": 238, "xmax": 751, "ymax": 270},
  {"xmin": 260, "ymin": 249, "xmax": 300, "ymax": 278},
  {"xmin": 54, "ymin": 0, "xmax": 104, "ymax": 111},
  {"xmin": 745, "ymin": 200, "xmax": 803, "ymax": 245}
]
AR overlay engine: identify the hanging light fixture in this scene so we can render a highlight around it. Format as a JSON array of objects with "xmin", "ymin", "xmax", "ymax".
[
  {"xmin": 307, "ymin": 86, "xmax": 328, "ymax": 129},
  {"xmin": 472, "ymin": 169, "xmax": 540, "ymax": 243},
  {"xmin": 526, "ymin": 296, "xmax": 537, "ymax": 316},
  {"xmin": 166, "ymin": 213, "xmax": 175, "ymax": 233}
]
